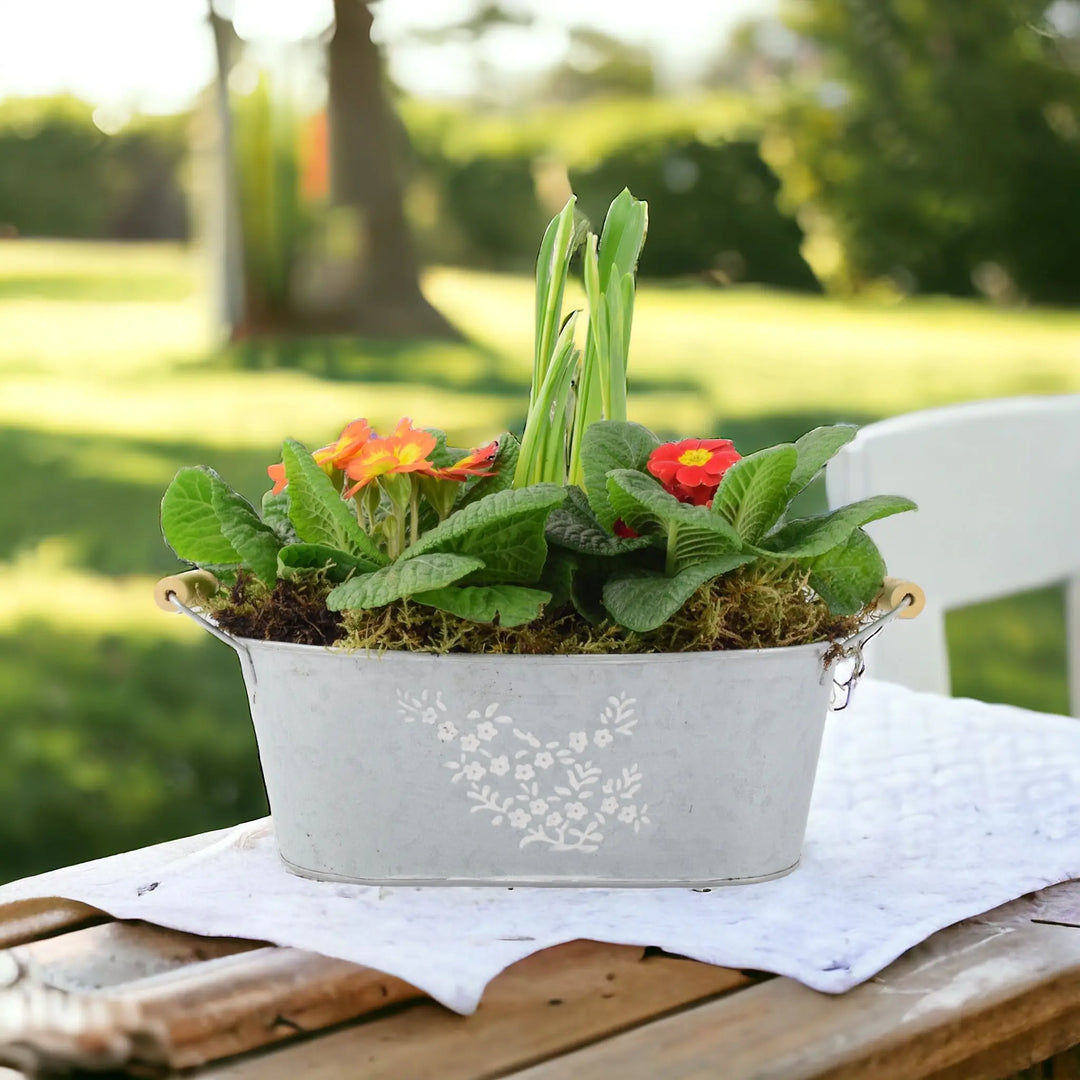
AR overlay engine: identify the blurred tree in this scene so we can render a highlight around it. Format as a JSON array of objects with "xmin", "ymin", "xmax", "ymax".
[
  {"xmin": 539, "ymin": 27, "xmax": 655, "ymax": 101},
  {"xmin": 704, "ymin": 16, "xmax": 812, "ymax": 92},
  {"xmin": 774, "ymin": 0, "xmax": 1080, "ymax": 301},
  {"xmin": 328, "ymin": 0, "xmax": 457, "ymax": 336},
  {"xmin": 207, "ymin": 2, "xmax": 246, "ymax": 336},
  {"xmin": 0, "ymin": 97, "xmax": 187, "ymax": 240}
]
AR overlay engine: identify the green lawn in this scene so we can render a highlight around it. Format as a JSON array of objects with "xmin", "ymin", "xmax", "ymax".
[{"xmin": 0, "ymin": 240, "xmax": 1075, "ymax": 881}]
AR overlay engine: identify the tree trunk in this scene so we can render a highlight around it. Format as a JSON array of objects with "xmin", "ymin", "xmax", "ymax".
[
  {"xmin": 207, "ymin": 2, "xmax": 246, "ymax": 338},
  {"xmin": 327, "ymin": 0, "xmax": 457, "ymax": 338}
]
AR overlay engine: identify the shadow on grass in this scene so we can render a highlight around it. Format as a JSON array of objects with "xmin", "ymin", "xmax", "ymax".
[
  {"xmin": 0, "ymin": 625, "xmax": 265, "ymax": 884},
  {"xmin": 947, "ymin": 586, "xmax": 1068, "ymax": 717},
  {"xmin": 215, "ymin": 337, "xmax": 703, "ymax": 399},
  {"xmin": 0, "ymin": 427, "xmax": 278, "ymax": 576}
]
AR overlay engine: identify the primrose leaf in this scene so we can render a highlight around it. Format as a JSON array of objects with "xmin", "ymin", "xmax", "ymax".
[
  {"xmin": 787, "ymin": 425, "xmax": 858, "ymax": 498},
  {"xmin": 456, "ymin": 432, "xmax": 520, "ymax": 509},
  {"xmin": 711, "ymin": 444, "xmax": 798, "ymax": 543},
  {"xmin": 761, "ymin": 495, "xmax": 917, "ymax": 558},
  {"xmin": 412, "ymin": 584, "xmax": 551, "ymax": 627},
  {"xmin": 602, "ymin": 553, "xmax": 755, "ymax": 633},
  {"xmin": 261, "ymin": 488, "xmax": 298, "ymax": 545},
  {"xmin": 161, "ymin": 467, "xmax": 282, "ymax": 584},
  {"xmin": 546, "ymin": 486, "xmax": 653, "ymax": 556},
  {"xmin": 606, "ymin": 469, "xmax": 743, "ymax": 573},
  {"xmin": 803, "ymin": 528, "xmax": 886, "ymax": 615},
  {"xmin": 327, "ymin": 553, "xmax": 484, "ymax": 611},
  {"xmin": 211, "ymin": 482, "xmax": 282, "ymax": 585},
  {"xmin": 402, "ymin": 484, "xmax": 565, "ymax": 585},
  {"xmin": 282, "ymin": 440, "xmax": 387, "ymax": 566},
  {"xmin": 581, "ymin": 420, "xmax": 660, "ymax": 528},
  {"xmin": 277, "ymin": 543, "xmax": 379, "ymax": 583},
  {"xmin": 161, "ymin": 467, "xmax": 243, "ymax": 568},
  {"xmin": 540, "ymin": 549, "xmax": 576, "ymax": 610}
]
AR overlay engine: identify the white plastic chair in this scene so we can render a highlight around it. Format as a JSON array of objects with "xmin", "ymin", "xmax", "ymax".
[{"xmin": 825, "ymin": 395, "xmax": 1080, "ymax": 716}]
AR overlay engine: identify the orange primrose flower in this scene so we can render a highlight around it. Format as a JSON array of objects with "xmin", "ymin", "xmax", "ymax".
[
  {"xmin": 267, "ymin": 461, "xmax": 287, "ymax": 495},
  {"xmin": 344, "ymin": 418, "xmax": 438, "ymax": 495},
  {"xmin": 435, "ymin": 440, "xmax": 499, "ymax": 482},
  {"xmin": 266, "ymin": 418, "xmax": 372, "ymax": 494},
  {"xmin": 313, "ymin": 418, "xmax": 372, "ymax": 470}
]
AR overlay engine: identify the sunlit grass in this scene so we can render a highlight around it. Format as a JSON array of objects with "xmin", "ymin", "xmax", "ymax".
[
  {"xmin": 423, "ymin": 268, "xmax": 1080, "ymax": 419},
  {"xmin": 0, "ymin": 540, "xmax": 200, "ymax": 640}
]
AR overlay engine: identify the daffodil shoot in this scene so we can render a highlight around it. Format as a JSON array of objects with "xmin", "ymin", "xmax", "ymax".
[{"xmin": 160, "ymin": 190, "xmax": 915, "ymax": 652}]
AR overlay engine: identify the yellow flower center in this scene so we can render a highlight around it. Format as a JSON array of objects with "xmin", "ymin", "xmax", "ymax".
[{"xmin": 678, "ymin": 448, "xmax": 712, "ymax": 467}]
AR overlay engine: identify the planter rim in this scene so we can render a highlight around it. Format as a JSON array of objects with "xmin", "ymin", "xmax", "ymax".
[{"xmin": 232, "ymin": 635, "xmax": 833, "ymax": 666}]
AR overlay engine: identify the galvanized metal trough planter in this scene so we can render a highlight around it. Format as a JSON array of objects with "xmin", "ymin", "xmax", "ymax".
[{"xmin": 157, "ymin": 573, "xmax": 920, "ymax": 888}]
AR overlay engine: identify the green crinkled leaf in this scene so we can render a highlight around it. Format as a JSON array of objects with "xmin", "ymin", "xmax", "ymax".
[
  {"xmin": 569, "ymin": 555, "xmax": 609, "ymax": 625},
  {"xmin": 401, "ymin": 483, "xmax": 565, "ymax": 585},
  {"xmin": 457, "ymin": 433, "xmax": 519, "ymax": 509},
  {"xmin": 261, "ymin": 489, "xmax": 298, "ymax": 544},
  {"xmin": 581, "ymin": 420, "xmax": 660, "ymax": 528},
  {"xmin": 804, "ymin": 528, "xmax": 886, "ymax": 615},
  {"xmin": 277, "ymin": 543, "xmax": 379, "ymax": 583},
  {"xmin": 540, "ymin": 549, "xmax": 576, "ymax": 610},
  {"xmin": 606, "ymin": 469, "xmax": 743, "ymax": 573},
  {"xmin": 160, "ymin": 466, "xmax": 282, "ymax": 584},
  {"xmin": 326, "ymin": 553, "xmax": 484, "ymax": 611},
  {"xmin": 761, "ymin": 495, "xmax": 917, "ymax": 558},
  {"xmin": 412, "ymin": 584, "xmax": 552, "ymax": 627},
  {"xmin": 282, "ymin": 440, "xmax": 386, "ymax": 565},
  {"xmin": 423, "ymin": 429, "xmax": 463, "ymax": 469},
  {"xmin": 787, "ymin": 424, "xmax": 858, "ymax": 498},
  {"xmin": 161, "ymin": 467, "xmax": 243, "ymax": 567},
  {"xmin": 211, "ymin": 481, "xmax": 282, "ymax": 584},
  {"xmin": 711, "ymin": 444, "xmax": 798, "ymax": 543},
  {"xmin": 545, "ymin": 486, "xmax": 654, "ymax": 556},
  {"xmin": 602, "ymin": 553, "xmax": 756, "ymax": 632}
]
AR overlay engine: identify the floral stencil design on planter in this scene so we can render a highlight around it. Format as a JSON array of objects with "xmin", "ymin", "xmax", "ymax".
[{"xmin": 396, "ymin": 689, "xmax": 651, "ymax": 853}]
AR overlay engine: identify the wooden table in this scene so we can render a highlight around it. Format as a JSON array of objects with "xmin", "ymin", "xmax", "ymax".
[{"xmin": 3, "ymin": 881, "xmax": 1080, "ymax": 1079}]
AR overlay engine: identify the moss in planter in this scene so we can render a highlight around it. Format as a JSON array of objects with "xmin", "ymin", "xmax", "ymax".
[
  {"xmin": 339, "ymin": 563, "xmax": 862, "ymax": 655},
  {"xmin": 206, "ymin": 564, "xmax": 863, "ymax": 654}
]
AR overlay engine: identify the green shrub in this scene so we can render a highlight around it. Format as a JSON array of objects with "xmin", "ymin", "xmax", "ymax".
[
  {"xmin": 0, "ymin": 96, "xmax": 188, "ymax": 240},
  {"xmin": 403, "ymin": 96, "xmax": 817, "ymax": 287},
  {"xmin": 572, "ymin": 138, "xmax": 818, "ymax": 288}
]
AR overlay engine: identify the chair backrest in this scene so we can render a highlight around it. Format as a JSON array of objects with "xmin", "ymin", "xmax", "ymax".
[{"xmin": 825, "ymin": 395, "xmax": 1080, "ymax": 715}]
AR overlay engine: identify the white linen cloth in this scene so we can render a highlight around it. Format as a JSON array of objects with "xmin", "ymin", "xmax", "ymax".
[{"xmin": 2, "ymin": 679, "xmax": 1078, "ymax": 1014}]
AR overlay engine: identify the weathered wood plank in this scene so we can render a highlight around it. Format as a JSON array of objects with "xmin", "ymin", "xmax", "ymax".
[
  {"xmin": 122, "ymin": 945, "xmax": 424, "ymax": 1069},
  {"xmin": 199, "ymin": 939, "xmax": 755, "ymax": 1080},
  {"xmin": 502, "ymin": 897, "xmax": 1080, "ymax": 1080},
  {"xmin": 11, "ymin": 920, "xmax": 262, "ymax": 991},
  {"xmin": 3, "ymin": 922, "xmax": 422, "ymax": 1073},
  {"xmin": 0, "ymin": 898, "xmax": 107, "ymax": 949}
]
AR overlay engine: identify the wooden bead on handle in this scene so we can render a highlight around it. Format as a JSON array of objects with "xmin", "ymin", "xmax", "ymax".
[
  {"xmin": 875, "ymin": 576, "xmax": 925, "ymax": 619},
  {"xmin": 154, "ymin": 570, "xmax": 220, "ymax": 612}
]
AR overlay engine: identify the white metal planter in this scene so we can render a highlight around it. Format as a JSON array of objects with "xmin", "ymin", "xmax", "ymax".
[{"xmin": 161, "ymin": 577, "xmax": 916, "ymax": 888}]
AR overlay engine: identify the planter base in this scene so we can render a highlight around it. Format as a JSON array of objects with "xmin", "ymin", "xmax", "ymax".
[{"xmin": 279, "ymin": 851, "xmax": 802, "ymax": 889}]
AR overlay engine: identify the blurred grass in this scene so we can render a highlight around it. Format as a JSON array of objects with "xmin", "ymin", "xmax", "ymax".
[{"xmin": 0, "ymin": 239, "xmax": 1075, "ymax": 880}]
